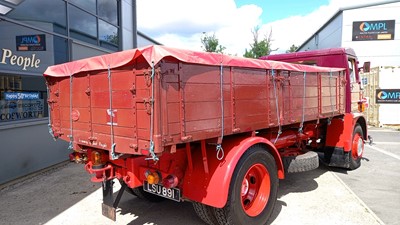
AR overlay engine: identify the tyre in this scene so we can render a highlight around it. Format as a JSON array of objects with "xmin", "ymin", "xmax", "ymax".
[
  {"xmin": 192, "ymin": 202, "xmax": 219, "ymax": 225},
  {"xmin": 282, "ymin": 151, "xmax": 319, "ymax": 173},
  {"xmin": 349, "ymin": 124, "xmax": 364, "ymax": 170},
  {"xmin": 127, "ymin": 187, "xmax": 165, "ymax": 202},
  {"xmin": 214, "ymin": 145, "xmax": 279, "ymax": 225}
]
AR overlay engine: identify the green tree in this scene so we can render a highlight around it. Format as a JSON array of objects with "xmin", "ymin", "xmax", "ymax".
[
  {"xmin": 201, "ymin": 32, "xmax": 226, "ymax": 53},
  {"xmin": 243, "ymin": 27, "xmax": 278, "ymax": 58},
  {"xmin": 286, "ymin": 44, "xmax": 298, "ymax": 53}
]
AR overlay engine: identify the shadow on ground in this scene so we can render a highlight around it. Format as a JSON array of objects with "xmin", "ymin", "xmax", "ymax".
[
  {"xmin": 115, "ymin": 163, "xmax": 350, "ymax": 225},
  {"xmin": 0, "ymin": 160, "xmax": 354, "ymax": 225}
]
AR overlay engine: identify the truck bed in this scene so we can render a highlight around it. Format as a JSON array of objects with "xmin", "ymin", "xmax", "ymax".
[{"xmin": 44, "ymin": 45, "xmax": 345, "ymax": 155}]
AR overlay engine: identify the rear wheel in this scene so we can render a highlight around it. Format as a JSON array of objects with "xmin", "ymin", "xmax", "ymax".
[
  {"xmin": 192, "ymin": 202, "xmax": 219, "ymax": 225},
  {"xmin": 349, "ymin": 124, "xmax": 364, "ymax": 170},
  {"xmin": 214, "ymin": 145, "xmax": 279, "ymax": 225}
]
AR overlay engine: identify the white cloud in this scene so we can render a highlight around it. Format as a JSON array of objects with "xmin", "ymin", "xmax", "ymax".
[{"xmin": 137, "ymin": 0, "xmax": 390, "ymax": 56}]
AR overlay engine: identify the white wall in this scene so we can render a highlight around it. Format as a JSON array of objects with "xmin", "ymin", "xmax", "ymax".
[
  {"xmin": 377, "ymin": 67, "xmax": 400, "ymax": 125},
  {"xmin": 342, "ymin": 2, "xmax": 400, "ymax": 67},
  {"xmin": 299, "ymin": 2, "xmax": 400, "ymax": 68},
  {"xmin": 299, "ymin": 13, "xmax": 343, "ymax": 51}
]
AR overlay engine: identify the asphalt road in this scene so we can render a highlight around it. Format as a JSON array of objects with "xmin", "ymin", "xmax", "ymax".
[
  {"xmin": 333, "ymin": 127, "xmax": 400, "ymax": 225},
  {"xmin": 0, "ymin": 127, "xmax": 398, "ymax": 225}
]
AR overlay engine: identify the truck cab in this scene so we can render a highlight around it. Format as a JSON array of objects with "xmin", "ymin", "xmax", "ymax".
[{"xmin": 260, "ymin": 48, "xmax": 369, "ymax": 113}]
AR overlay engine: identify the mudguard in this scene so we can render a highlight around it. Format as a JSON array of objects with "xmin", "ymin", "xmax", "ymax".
[
  {"xmin": 325, "ymin": 113, "xmax": 367, "ymax": 152},
  {"xmin": 182, "ymin": 135, "xmax": 284, "ymax": 208}
]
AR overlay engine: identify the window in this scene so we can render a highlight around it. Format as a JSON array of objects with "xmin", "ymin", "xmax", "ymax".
[
  {"xmin": 69, "ymin": 5, "xmax": 97, "ymax": 45},
  {"xmin": 68, "ymin": 0, "xmax": 96, "ymax": 14},
  {"xmin": 7, "ymin": 0, "xmax": 67, "ymax": 35},
  {"xmin": 348, "ymin": 59, "xmax": 356, "ymax": 83},
  {"xmin": 53, "ymin": 36, "xmax": 70, "ymax": 65},
  {"xmin": 98, "ymin": 0, "xmax": 118, "ymax": 26},
  {"xmin": 99, "ymin": 20, "xmax": 118, "ymax": 51},
  {"xmin": 0, "ymin": 75, "xmax": 47, "ymax": 123},
  {"xmin": 292, "ymin": 60, "xmax": 317, "ymax": 66},
  {"xmin": 4, "ymin": 0, "xmax": 120, "ymax": 51}
]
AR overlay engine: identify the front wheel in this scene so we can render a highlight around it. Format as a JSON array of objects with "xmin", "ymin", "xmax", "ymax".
[
  {"xmin": 214, "ymin": 145, "xmax": 279, "ymax": 225},
  {"xmin": 349, "ymin": 124, "xmax": 364, "ymax": 170}
]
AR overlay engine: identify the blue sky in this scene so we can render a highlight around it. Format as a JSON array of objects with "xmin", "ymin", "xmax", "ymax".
[{"xmin": 235, "ymin": 0, "xmax": 330, "ymax": 23}]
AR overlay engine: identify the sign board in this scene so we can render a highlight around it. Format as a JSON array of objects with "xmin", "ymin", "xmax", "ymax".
[
  {"xmin": 376, "ymin": 89, "xmax": 400, "ymax": 104},
  {"xmin": 16, "ymin": 34, "xmax": 46, "ymax": 51},
  {"xmin": 5, "ymin": 92, "xmax": 40, "ymax": 100},
  {"xmin": 352, "ymin": 20, "xmax": 395, "ymax": 41},
  {"xmin": 0, "ymin": 99, "xmax": 44, "ymax": 122},
  {"xmin": 361, "ymin": 77, "xmax": 368, "ymax": 85},
  {"xmin": 0, "ymin": 23, "xmax": 54, "ymax": 74}
]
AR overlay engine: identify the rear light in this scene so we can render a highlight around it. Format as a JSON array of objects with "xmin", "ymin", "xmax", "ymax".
[
  {"xmin": 145, "ymin": 171, "xmax": 160, "ymax": 185},
  {"xmin": 162, "ymin": 175, "xmax": 178, "ymax": 188},
  {"xmin": 358, "ymin": 101, "xmax": 365, "ymax": 112},
  {"xmin": 91, "ymin": 151, "xmax": 105, "ymax": 169},
  {"xmin": 358, "ymin": 97, "xmax": 368, "ymax": 112},
  {"xmin": 69, "ymin": 152, "xmax": 87, "ymax": 163}
]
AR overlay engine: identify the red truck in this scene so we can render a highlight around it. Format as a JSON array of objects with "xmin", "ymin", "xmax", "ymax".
[{"xmin": 44, "ymin": 45, "xmax": 368, "ymax": 225}]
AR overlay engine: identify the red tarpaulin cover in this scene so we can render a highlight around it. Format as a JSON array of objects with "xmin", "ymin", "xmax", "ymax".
[{"xmin": 44, "ymin": 45, "xmax": 344, "ymax": 77}]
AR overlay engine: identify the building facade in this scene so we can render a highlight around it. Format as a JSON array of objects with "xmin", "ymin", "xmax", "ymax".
[
  {"xmin": 0, "ymin": 0, "xmax": 160, "ymax": 184},
  {"xmin": 298, "ymin": 0, "xmax": 400, "ymax": 126},
  {"xmin": 298, "ymin": 0, "xmax": 400, "ymax": 67}
]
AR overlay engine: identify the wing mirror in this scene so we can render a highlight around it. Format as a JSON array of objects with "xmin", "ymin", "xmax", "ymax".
[{"xmin": 359, "ymin": 61, "xmax": 371, "ymax": 73}]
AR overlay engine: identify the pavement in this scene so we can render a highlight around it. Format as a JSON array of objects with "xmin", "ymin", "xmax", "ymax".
[
  {"xmin": 1, "ymin": 127, "xmax": 398, "ymax": 225},
  {"xmin": 334, "ymin": 127, "xmax": 400, "ymax": 225}
]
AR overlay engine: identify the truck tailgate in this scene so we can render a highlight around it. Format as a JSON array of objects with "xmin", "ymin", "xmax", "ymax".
[{"xmin": 46, "ymin": 64, "xmax": 152, "ymax": 155}]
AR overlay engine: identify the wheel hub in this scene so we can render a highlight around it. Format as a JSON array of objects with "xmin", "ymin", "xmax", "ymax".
[
  {"xmin": 241, "ymin": 178, "xmax": 249, "ymax": 196},
  {"xmin": 240, "ymin": 164, "xmax": 271, "ymax": 217},
  {"xmin": 357, "ymin": 138, "xmax": 363, "ymax": 157},
  {"xmin": 352, "ymin": 133, "xmax": 364, "ymax": 159}
]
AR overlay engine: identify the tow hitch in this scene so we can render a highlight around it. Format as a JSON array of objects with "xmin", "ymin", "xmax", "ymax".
[
  {"xmin": 367, "ymin": 135, "xmax": 373, "ymax": 145},
  {"xmin": 101, "ymin": 179, "xmax": 127, "ymax": 221}
]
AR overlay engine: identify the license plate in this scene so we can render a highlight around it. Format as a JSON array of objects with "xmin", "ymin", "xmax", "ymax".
[{"xmin": 143, "ymin": 181, "xmax": 181, "ymax": 202}]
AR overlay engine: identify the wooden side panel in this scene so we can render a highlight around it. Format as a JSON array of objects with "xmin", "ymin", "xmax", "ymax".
[
  {"xmin": 285, "ymin": 71, "xmax": 320, "ymax": 125},
  {"xmin": 233, "ymin": 68, "xmax": 269, "ymax": 131},
  {"xmin": 47, "ymin": 58, "xmax": 346, "ymax": 154},
  {"xmin": 179, "ymin": 64, "xmax": 232, "ymax": 141},
  {"xmin": 159, "ymin": 61, "xmax": 346, "ymax": 146}
]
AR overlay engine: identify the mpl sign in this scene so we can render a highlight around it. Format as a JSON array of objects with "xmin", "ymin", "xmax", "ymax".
[
  {"xmin": 376, "ymin": 89, "xmax": 400, "ymax": 104},
  {"xmin": 353, "ymin": 20, "xmax": 395, "ymax": 41}
]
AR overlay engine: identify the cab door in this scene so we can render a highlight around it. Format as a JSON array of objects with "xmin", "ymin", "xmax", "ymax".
[{"xmin": 348, "ymin": 58, "xmax": 362, "ymax": 113}]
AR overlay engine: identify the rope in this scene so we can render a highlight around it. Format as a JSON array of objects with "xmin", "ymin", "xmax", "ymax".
[
  {"xmin": 146, "ymin": 62, "xmax": 159, "ymax": 161},
  {"xmin": 216, "ymin": 62, "xmax": 225, "ymax": 161},
  {"xmin": 68, "ymin": 75, "xmax": 73, "ymax": 150},
  {"xmin": 107, "ymin": 65, "xmax": 119, "ymax": 159},
  {"xmin": 46, "ymin": 83, "xmax": 55, "ymax": 140},
  {"xmin": 299, "ymin": 72, "xmax": 306, "ymax": 133},
  {"xmin": 328, "ymin": 71, "xmax": 335, "ymax": 125},
  {"xmin": 272, "ymin": 69, "xmax": 282, "ymax": 144}
]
